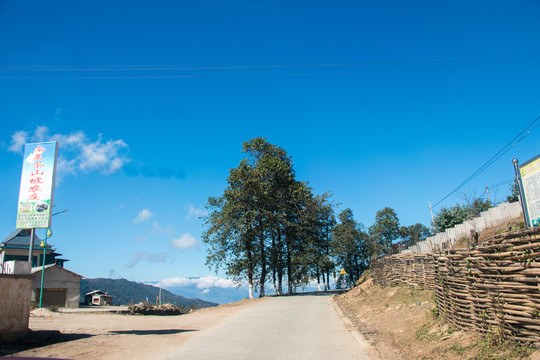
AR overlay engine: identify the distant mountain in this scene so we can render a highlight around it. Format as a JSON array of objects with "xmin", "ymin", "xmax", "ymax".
[
  {"xmin": 80, "ymin": 278, "xmax": 218, "ymax": 308},
  {"xmin": 160, "ymin": 284, "xmax": 249, "ymax": 305}
]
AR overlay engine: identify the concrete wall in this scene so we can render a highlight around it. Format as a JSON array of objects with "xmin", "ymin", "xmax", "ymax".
[
  {"xmin": 0, "ymin": 274, "xmax": 33, "ymax": 343},
  {"xmin": 32, "ymin": 266, "xmax": 81, "ymax": 308},
  {"xmin": 402, "ymin": 201, "xmax": 523, "ymax": 254},
  {"xmin": 2, "ymin": 260, "xmax": 31, "ymax": 275}
]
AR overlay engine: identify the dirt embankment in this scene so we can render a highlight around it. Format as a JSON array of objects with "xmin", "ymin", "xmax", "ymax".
[{"xmin": 335, "ymin": 278, "xmax": 538, "ymax": 360}]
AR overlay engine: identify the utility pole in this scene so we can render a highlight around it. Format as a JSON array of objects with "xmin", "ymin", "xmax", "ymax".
[
  {"xmin": 486, "ymin": 186, "xmax": 490, "ymax": 203},
  {"xmin": 429, "ymin": 201, "xmax": 434, "ymax": 222},
  {"xmin": 513, "ymin": 158, "xmax": 529, "ymax": 229}
]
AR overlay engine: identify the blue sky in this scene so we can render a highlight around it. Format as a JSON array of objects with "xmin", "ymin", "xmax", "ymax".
[{"xmin": 1, "ymin": 0, "xmax": 540, "ymax": 303}]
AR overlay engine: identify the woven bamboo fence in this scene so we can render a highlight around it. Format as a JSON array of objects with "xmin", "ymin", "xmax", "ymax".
[
  {"xmin": 435, "ymin": 228, "xmax": 540, "ymax": 346},
  {"xmin": 370, "ymin": 229, "xmax": 540, "ymax": 345},
  {"xmin": 370, "ymin": 253, "xmax": 436, "ymax": 289}
]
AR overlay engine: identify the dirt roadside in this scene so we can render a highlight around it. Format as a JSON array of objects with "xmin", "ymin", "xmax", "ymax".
[
  {"xmin": 1, "ymin": 299, "xmax": 265, "ymax": 360},
  {"xmin": 334, "ymin": 278, "xmax": 540, "ymax": 360}
]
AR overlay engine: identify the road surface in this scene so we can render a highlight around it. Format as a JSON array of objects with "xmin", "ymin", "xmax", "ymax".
[{"xmin": 156, "ymin": 293, "xmax": 374, "ymax": 360}]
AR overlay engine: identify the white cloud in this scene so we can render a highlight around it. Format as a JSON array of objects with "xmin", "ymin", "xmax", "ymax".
[
  {"xmin": 170, "ymin": 233, "xmax": 198, "ymax": 250},
  {"xmin": 185, "ymin": 204, "xmax": 208, "ymax": 221},
  {"xmin": 158, "ymin": 275, "xmax": 236, "ymax": 289},
  {"xmin": 128, "ymin": 251, "xmax": 169, "ymax": 267},
  {"xmin": 8, "ymin": 131, "xmax": 28, "ymax": 153},
  {"xmin": 133, "ymin": 221, "xmax": 174, "ymax": 242},
  {"xmin": 7, "ymin": 126, "xmax": 129, "ymax": 177},
  {"xmin": 77, "ymin": 136, "xmax": 128, "ymax": 174},
  {"xmin": 151, "ymin": 221, "xmax": 174, "ymax": 237},
  {"xmin": 202, "ymin": 289, "xmax": 210, "ymax": 294},
  {"xmin": 32, "ymin": 125, "xmax": 48, "ymax": 142},
  {"xmin": 133, "ymin": 209, "xmax": 154, "ymax": 223}
]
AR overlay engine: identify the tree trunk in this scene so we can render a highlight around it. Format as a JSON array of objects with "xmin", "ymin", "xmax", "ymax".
[
  {"xmin": 277, "ymin": 227, "xmax": 283, "ymax": 295},
  {"xmin": 248, "ymin": 254, "xmax": 254, "ymax": 299},
  {"xmin": 248, "ymin": 282, "xmax": 254, "ymax": 299},
  {"xmin": 271, "ymin": 227, "xmax": 278, "ymax": 295},
  {"xmin": 286, "ymin": 241, "xmax": 292, "ymax": 294},
  {"xmin": 326, "ymin": 271, "xmax": 330, "ymax": 290},
  {"xmin": 246, "ymin": 236, "xmax": 254, "ymax": 299},
  {"xmin": 321, "ymin": 268, "xmax": 327, "ymax": 291},
  {"xmin": 259, "ymin": 224, "xmax": 266, "ymax": 298}
]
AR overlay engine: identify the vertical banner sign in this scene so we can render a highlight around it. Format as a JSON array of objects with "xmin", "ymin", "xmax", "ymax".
[
  {"xmin": 16, "ymin": 142, "xmax": 58, "ymax": 229},
  {"xmin": 519, "ymin": 154, "xmax": 540, "ymax": 227}
]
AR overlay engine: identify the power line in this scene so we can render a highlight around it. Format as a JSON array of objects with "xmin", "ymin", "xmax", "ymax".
[
  {"xmin": 490, "ymin": 178, "xmax": 514, "ymax": 189},
  {"xmin": 1, "ymin": 54, "xmax": 540, "ymax": 72},
  {"xmin": 433, "ymin": 116, "xmax": 540, "ymax": 209},
  {"xmin": 2, "ymin": 54, "xmax": 540, "ymax": 79}
]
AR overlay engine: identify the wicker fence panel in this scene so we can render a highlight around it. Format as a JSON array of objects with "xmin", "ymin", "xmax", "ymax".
[
  {"xmin": 435, "ymin": 230, "xmax": 540, "ymax": 345},
  {"xmin": 371, "ymin": 229, "xmax": 540, "ymax": 345},
  {"xmin": 370, "ymin": 253, "xmax": 436, "ymax": 289}
]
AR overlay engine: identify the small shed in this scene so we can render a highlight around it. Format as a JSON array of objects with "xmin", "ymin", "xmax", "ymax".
[
  {"xmin": 85, "ymin": 290, "xmax": 114, "ymax": 306},
  {"xmin": 31, "ymin": 265, "xmax": 82, "ymax": 308}
]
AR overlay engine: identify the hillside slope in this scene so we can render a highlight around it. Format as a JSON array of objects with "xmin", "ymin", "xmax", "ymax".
[
  {"xmin": 80, "ymin": 278, "xmax": 218, "ymax": 308},
  {"xmin": 336, "ymin": 279, "xmax": 535, "ymax": 359}
]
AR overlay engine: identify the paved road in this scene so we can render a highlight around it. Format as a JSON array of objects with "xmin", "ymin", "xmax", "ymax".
[{"xmin": 157, "ymin": 293, "xmax": 373, "ymax": 360}]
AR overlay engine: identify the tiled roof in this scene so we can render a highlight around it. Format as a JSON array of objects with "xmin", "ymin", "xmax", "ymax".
[{"xmin": 1, "ymin": 229, "xmax": 52, "ymax": 249}]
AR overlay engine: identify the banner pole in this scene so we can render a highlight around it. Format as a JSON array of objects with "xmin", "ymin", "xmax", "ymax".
[
  {"xmin": 39, "ymin": 229, "xmax": 49, "ymax": 308},
  {"xmin": 28, "ymin": 228, "xmax": 35, "ymax": 265}
]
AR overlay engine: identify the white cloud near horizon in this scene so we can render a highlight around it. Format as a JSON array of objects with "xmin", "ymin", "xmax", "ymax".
[
  {"xmin": 133, "ymin": 209, "xmax": 155, "ymax": 223},
  {"xmin": 170, "ymin": 233, "xmax": 198, "ymax": 250},
  {"xmin": 7, "ymin": 126, "xmax": 129, "ymax": 178},
  {"xmin": 158, "ymin": 275, "xmax": 236, "ymax": 289},
  {"xmin": 185, "ymin": 204, "xmax": 208, "ymax": 221}
]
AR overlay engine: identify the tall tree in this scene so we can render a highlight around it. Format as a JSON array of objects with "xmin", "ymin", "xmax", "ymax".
[
  {"xmin": 312, "ymin": 194, "xmax": 336, "ymax": 290},
  {"xmin": 202, "ymin": 161, "xmax": 261, "ymax": 298},
  {"xmin": 332, "ymin": 209, "xmax": 368, "ymax": 287},
  {"xmin": 204, "ymin": 137, "xmax": 339, "ymax": 297},
  {"xmin": 399, "ymin": 223, "xmax": 431, "ymax": 248},
  {"xmin": 298, "ymin": 192, "xmax": 336, "ymax": 291},
  {"xmin": 369, "ymin": 207, "xmax": 400, "ymax": 256},
  {"xmin": 203, "ymin": 137, "xmax": 310, "ymax": 297}
]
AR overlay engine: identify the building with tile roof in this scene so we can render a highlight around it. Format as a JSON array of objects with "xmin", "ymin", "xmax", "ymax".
[
  {"xmin": 1, "ymin": 229, "xmax": 80, "ymax": 308},
  {"xmin": 0, "ymin": 229, "xmax": 68, "ymax": 268}
]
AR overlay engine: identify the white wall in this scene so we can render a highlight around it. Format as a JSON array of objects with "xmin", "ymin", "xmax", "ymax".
[{"xmin": 402, "ymin": 201, "xmax": 523, "ymax": 254}]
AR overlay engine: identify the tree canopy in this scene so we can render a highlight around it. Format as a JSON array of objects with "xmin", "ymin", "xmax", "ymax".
[
  {"xmin": 202, "ymin": 138, "xmax": 337, "ymax": 297},
  {"xmin": 203, "ymin": 138, "xmax": 431, "ymax": 294},
  {"xmin": 432, "ymin": 198, "xmax": 491, "ymax": 233},
  {"xmin": 369, "ymin": 207, "xmax": 400, "ymax": 256},
  {"xmin": 332, "ymin": 209, "xmax": 369, "ymax": 286}
]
